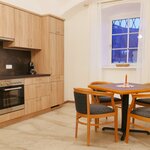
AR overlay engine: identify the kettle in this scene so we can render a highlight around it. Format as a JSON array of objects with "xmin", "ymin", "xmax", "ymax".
[{"xmin": 29, "ymin": 62, "xmax": 36, "ymax": 75}]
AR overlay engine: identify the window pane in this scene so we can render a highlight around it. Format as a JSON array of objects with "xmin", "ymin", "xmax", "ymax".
[
  {"xmin": 112, "ymin": 19, "xmax": 128, "ymax": 34},
  {"xmin": 129, "ymin": 18, "xmax": 140, "ymax": 33},
  {"xmin": 129, "ymin": 34, "xmax": 138, "ymax": 48},
  {"xmin": 128, "ymin": 49, "xmax": 137, "ymax": 63},
  {"xmin": 112, "ymin": 50, "xmax": 127, "ymax": 63},
  {"xmin": 112, "ymin": 35, "xmax": 127, "ymax": 48}
]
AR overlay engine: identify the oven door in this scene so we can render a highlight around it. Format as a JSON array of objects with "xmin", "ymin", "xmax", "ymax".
[{"xmin": 0, "ymin": 85, "xmax": 24, "ymax": 115}]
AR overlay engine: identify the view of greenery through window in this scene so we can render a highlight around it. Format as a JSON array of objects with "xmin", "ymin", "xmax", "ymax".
[{"xmin": 111, "ymin": 17, "xmax": 140, "ymax": 64}]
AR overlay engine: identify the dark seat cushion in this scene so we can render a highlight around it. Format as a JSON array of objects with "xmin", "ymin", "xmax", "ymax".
[
  {"xmin": 131, "ymin": 107, "xmax": 150, "ymax": 118},
  {"xmin": 90, "ymin": 104, "xmax": 114, "ymax": 114},
  {"xmin": 136, "ymin": 98, "xmax": 150, "ymax": 104},
  {"xmin": 97, "ymin": 96, "xmax": 121, "ymax": 103}
]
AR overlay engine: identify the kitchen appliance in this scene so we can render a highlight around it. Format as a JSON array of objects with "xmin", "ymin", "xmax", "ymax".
[
  {"xmin": 29, "ymin": 62, "xmax": 36, "ymax": 75},
  {"xmin": 0, "ymin": 79, "xmax": 24, "ymax": 115}
]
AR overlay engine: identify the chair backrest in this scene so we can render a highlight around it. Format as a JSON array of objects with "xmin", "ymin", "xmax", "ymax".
[
  {"xmin": 133, "ymin": 93, "xmax": 150, "ymax": 106},
  {"xmin": 89, "ymin": 81, "xmax": 111, "ymax": 92},
  {"xmin": 74, "ymin": 88, "xmax": 115, "ymax": 114},
  {"xmin": 74, "ymin": 88, "xmax": 92, "ymax": 114},
  {"xmin": 90, "ymin": 81, "xmax": 111, "ymax": 85}
]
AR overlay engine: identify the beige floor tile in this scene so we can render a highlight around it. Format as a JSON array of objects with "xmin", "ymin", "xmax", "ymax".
[{"xmin": 0, "ymin": 103, "xmax": 149, "ymax": 150}]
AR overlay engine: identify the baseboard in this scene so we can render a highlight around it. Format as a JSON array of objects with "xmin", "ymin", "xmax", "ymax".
[{"xmin": 63, "ymin": 100, "xmax": 75, "ymax": 104}]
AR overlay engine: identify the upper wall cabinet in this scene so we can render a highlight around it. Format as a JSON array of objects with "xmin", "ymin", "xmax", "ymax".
[
  {"xmin": 4, "ymin": 9, "xmax": 41, "ymax": 50},
  {"xmin": 0, "ymin": 4, "xmax": 14, "ymax": 40},
  {"xmin": 49, "ymin": 17, "xmax": 64, "ymax": 35}
]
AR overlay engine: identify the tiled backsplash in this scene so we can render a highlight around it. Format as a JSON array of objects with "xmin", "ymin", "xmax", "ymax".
[{"xmin": 0, "ymin": 44, "xmax": 31, "ymax": 76}]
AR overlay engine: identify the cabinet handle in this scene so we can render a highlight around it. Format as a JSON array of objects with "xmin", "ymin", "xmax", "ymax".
[{"xmin": 4, "ymin": 87, "xmax": 22, "ymax": 91}]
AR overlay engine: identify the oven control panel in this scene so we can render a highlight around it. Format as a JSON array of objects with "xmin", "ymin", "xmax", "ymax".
[{"xmin": 0, "ymin": 79, "xmax": 24, "ymax": 87}]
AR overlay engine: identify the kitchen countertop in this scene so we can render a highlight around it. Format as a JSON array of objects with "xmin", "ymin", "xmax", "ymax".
[{"xmin": 0, "ymin": 74, "xmax": 51, "ymax": 80}]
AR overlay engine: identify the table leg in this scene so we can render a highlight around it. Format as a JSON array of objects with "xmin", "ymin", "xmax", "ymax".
[
  {"xmin": 102, "ymin": 94, "xmax": 149, "ymax": 140},
  {"xmin": 102, "ymin": 94, "xmax": 129, "ymax": 140},
  {"xmin": 120, "ymin": 94, "xmax": 129, "ymax": 141}
]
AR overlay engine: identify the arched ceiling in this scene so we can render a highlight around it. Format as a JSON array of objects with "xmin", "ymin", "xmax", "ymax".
[{"xmin": 0, "ymin": 0, "xmax": 87, "ymax": 16}]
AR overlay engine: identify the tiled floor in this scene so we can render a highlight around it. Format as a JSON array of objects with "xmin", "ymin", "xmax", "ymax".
[{"xmin": 0, "ymin": 103, "xmax": 149, "ymax": 150}]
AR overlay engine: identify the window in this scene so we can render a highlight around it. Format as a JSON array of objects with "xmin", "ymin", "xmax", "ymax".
[{"xmin": 111, "ymin": 17, "xmax": 140, "ymax": 64}]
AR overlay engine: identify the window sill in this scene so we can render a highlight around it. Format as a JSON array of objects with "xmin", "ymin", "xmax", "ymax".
[{"xmin": 102, "ymin": 64, "xmax": 137, "ymax": 69}]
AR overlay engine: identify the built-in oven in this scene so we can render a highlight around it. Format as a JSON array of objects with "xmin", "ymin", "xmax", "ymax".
[{"xmin": 0, "ymin": 79, "xmax": 24, "ymax": 115}]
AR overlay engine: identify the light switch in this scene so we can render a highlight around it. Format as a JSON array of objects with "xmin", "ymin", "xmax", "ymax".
[{"xmin": 6, "ymin": 64, "xmax": 12, "ymax": 69}]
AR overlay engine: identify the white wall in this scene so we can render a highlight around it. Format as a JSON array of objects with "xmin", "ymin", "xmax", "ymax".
[
  {"xmin": 64, "ymin": 5, "xmax": 90, "ymax": 100},
  {"xmin": 64, "ymin": 1, "xmax": 141, "ymax": 101},
  {"xmin": 0, "ymin": 0, "xmax": 43, "ymax": 14},
  {"xmin": 0, "ymin": 0, "xmax": 85, "ymax": 16},
  {"xmin": 101, "ymin": 2, "xmax": 140, "ymax": 83}
]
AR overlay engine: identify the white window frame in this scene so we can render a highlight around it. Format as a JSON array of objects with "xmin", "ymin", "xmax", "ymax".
[{"xmin": 108, "ymin": 13, "xmax": 140, "ymax": 68}]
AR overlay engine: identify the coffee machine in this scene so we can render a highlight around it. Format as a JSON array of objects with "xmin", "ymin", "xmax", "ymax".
[{"xmin": 29, "ymin": 62, "xmax": 36, "ymax": 75}]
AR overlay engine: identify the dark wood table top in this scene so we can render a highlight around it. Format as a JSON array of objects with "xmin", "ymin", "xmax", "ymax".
[{"xmin": 88, "ymin": 83, "xmax": 150, "ymax": 95}]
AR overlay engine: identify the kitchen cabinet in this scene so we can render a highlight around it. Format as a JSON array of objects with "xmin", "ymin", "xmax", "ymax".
[
  {"xmin": 32, "ymin": 15, "xmax": 64, "ymax": 107},
  {"xmin": 30, "ymin": 14, "xmax": 42, "ymax": 49},
  {"xmin": 0, "ymin": 109, "xmax": 24, "ymax": 124},
  {"xmin": 49, "ymin": 33, "xmax": 64, "ymax": 79},
  {"xmin": 50, "ymin": 80, "xmax": 64, "ymax": 107},
  {"xmin": 24, "ymin": 77, "xmax": 50, "ymax": 115},
  {"xmin": 4, "ymin": 9, "xmax": 41, "ymax": 49},
  {"xmin": 0, "ymin": 3, "xmax": 14, "ymax": 40},
  {"xmin": 49, "ymin": 17, "xmax": 64, "ymax": 35}
]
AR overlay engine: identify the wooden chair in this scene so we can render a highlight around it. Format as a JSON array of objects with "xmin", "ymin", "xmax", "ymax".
[
  {"xmin": 125, "ymin": 93, "xmax": 150, "ymax": 143},
  {"xmin": 89, "ymin": 81, "xmax": 122, "ymax": 106},
  {"xmin": 74, "ymin": 88, "xmax": 118, "ymax": 146},
  {"xmin": 132, "ymin": 83, "xmax": 150, "ymax": 123},
  {"xmin": 135, "ymin": 83, "xmax": 150, "ymax": 106}
]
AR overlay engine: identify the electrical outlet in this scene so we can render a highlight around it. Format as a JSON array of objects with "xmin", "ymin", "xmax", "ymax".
[{"xmin": 6, "ymin": 64, "xmax": 12, "ymax": 69}]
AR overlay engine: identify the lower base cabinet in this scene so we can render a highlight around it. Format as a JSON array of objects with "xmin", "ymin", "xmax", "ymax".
[
  {"xmin": 0, "ymin": 109, "xmax": 25, "ymax": 124},
  {"xmin": 37, "ymin": 96, "xmax": 50, "ymax": 111},
  {"xmin": 50, "ymin": 80, "xmax": 64, "ymax": 107},
  {"xmin": 24, "ymin": 77, "xmax": 50, "ymax": 115},
  {"xmin": 25, "ymin": 99, "xmax": 37, "ymax": 115},
  {"xmin": 0, "ymin": 76, "xmax": 64, "ymax": 125}
]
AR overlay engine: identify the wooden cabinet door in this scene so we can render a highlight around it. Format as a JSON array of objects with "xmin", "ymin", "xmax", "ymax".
[
  {"xmin": 57, "ymin": 80, "xmax": 64, "ymax": 105},
  {"xmin": 50, "ymin": 81, "xmax": 58, "ymax": 107},
  {"xmin": 49, "ymin": 33, "xmax": 57, "ymax": 77},
  {"xmin": 25, "ymin": 99, "xmax": 37, "ymax": 114},
  {"xmin": 56, "ymin": 35, "xmax": 64, "ymax": 76},
  {"xmin": 0, "ymin": 4, "xmax": 14, "ymax": 40},
  {"xmin": 50, "ymin": 80, "xmax": 64, "ymax": 107},
  {"xmin": 30, "ymin": 14, "xmax": 41, "ymax": 49},
  {"xmin": 49, "ymin": 17, "xmax": 64, "ymax": 35},
  {"xmin": 14, "ymin": 9, "xmax": 29, "ymax": 48},
  {"xmin": 4, "ymin": 9, "xmax": 41, "ymax": 49},
  {"xmin": 25, "ymin": 84, "xmax": 36, "ymax": 100},
  {"xmin": 49, "ymin": 17, "xmax": 56, "ymax": 34},
  {"xmin": 56, "ymin": 19, "xmax": 64, "ymax": 35},
  {"xmin": 49, "ymin": 34, "xmax": 64, "ymax": 78}
]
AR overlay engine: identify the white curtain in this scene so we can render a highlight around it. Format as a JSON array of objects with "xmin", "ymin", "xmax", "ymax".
[
  {"xmin": 88, "ymin": 0, "xmax": 103, "ymax": 82},
  {"xmin": 136, "ymin": 0, "xmax": 150, "ymax": 83}
]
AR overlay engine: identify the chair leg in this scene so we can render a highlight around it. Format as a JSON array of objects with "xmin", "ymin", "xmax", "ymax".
[
  {"xmin": 114, "ymin": 107, "xmax": 118, "ymax": 142},
  {"xmin": 95, "ymin": 118, "xmax": 99, "ymax": 132},
  {"xmin": 87, "ymin": 117, "xmax": 91, "ymax": 146},
  {"xmin": 132, "ymin": 118, "xmax": 135, "ymax": 124},
  {"xmin": 125, "ymin": 112, "xmax": 131, "ymax": 143},
  {"xmin": 75, "ymin": 113, "xmax": 78, "ymax": 138}
]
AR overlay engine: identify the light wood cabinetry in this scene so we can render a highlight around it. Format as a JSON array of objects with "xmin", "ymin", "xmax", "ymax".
[
  {"xmin": 24, "ymin": 77, "xmax": 50, "ymax": 115},
  {"xmin": 49, "ymin": 34, "xmax": 64, "ymax": 78},
  {"xmin": 32, "ymin": 16, "xmax": 64, "ymax": 107},
  {"xmin": 0, "ymin": 3, "xmax": 14, "ymax": 40},
  {"xmin": 4, "ymin": 9, "xmax": 41, "ymax": 49},
  {"xmin": 0, "ymin": 109, "xmax": 25, "ymax": 123},
  {"xmin": 50, "ymin": 80, "xmax": 64, "ymax": 106},
  {"xmin": 49, "ymin": 17, "xmax": 64, "ymax": 35}
]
